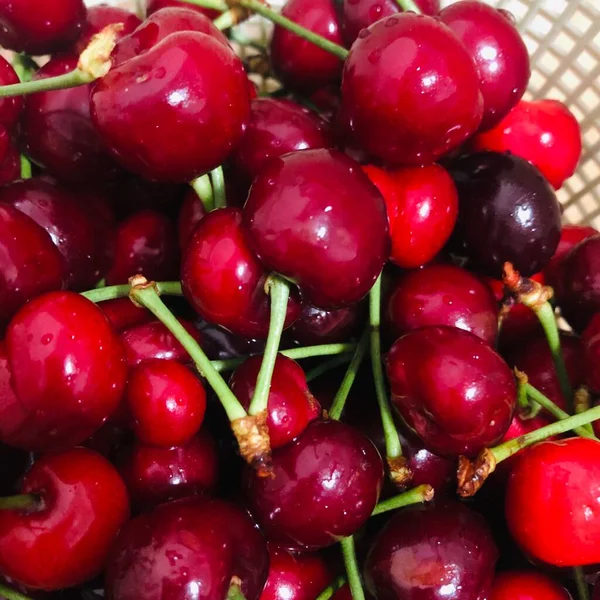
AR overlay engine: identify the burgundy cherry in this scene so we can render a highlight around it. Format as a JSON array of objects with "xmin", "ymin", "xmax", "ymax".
[
  {"xmin": 289, "ymin": 302, "xmax": 363, "ymax": 346},
  {"xmin": 0, "ymin": 126, "xmax": 20, "ymax": 186},
  {"xmin": 270, "ymin": 0, "xmax": 344, "ymax": 93},
  {"xmin": 582, "ymin": 314, "xmax": 600, "ymax": 393},
  {"xmin": 0, "ymin": 56, "xmax": 22, "ymax": 128},
  {"xmin": 340, "ymin": 13, "xmax": 483, "ymax": 166},
  {"xmin": 99, "ymin": 298, "xmax": 153, "ymax": 332},
  {"xmin": 385, "ymin": 264, "xmax": 498, "ymax": 346},
  {"xmin": 146, "ymin": 0, "xmax": 220, "ymax": 20},
  {"xmin": 244, "ymin": 149, "xmax": 389, "ymax": 309},
  {"xmin": 91, "ymin": 31, "xmax": 250, "ymax": 182},
  {"xmin": 0, "ymin": 448, "xmax": 129, "ymax": 591},
  {"xmin": 105, "ymin": 497, "xmax": 269, "ymax": 600},
  {"xmin": 364, "ymin": 501, "xmax": 498, "ymax": 600},
  {"xmin": 490, "ymin": 571, "xmax": 572, "ymax": 600},
  {"xmin": 178, "ymin": 188, "xmax": 207, "ymax": 250},
  {"xmin": 386, "ymin": 326, "xmax": 516, "ymax": 457},
  {"xmin": 195, "ymin": 316, "xmax": 266, "ymax": 361},
  {"xmin": 230, "ymin": 355, "xmax": 320, "ymax": 449},
  {"xmin": 245, "ymin": 419, "xmax": 383, "ymax": 551}
]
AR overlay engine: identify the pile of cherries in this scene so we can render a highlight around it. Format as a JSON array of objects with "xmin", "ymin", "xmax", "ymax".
[{"xmin": 0, "ymin": 0, "xmax": 598, "ymax": 599}]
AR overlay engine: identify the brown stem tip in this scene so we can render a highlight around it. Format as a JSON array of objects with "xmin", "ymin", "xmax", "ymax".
[
  {"xmin": 502, "ymin": 262, "xmax": 553, "ymax": 312},
  {"xmin": 128, "ymin": 274, "xmax": 159, "ymax": 307},
  {"xmin": 457, "ymin": 449, "xmax": 497, "ymax": 498},
  {"xmin": 231, "ymin": 410, "xmax": 273, "ymax": 477},
  {"xmin": 387, "ymin": 456, "xmax": 413, "ymax": 490}
]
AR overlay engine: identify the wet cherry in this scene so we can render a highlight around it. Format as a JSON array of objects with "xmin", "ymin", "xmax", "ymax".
[
  {"xmin": 0, "ymin": 56, "xmax": 23, "ymax": 128},
  {"xmin": 0, "ymin": 126, "xmax": 20, "ymax": 186},
  {"xmin": 490, "ymin": 570, "xmax": 572, "ymax": 600},
  {"xmin": 99, "ymin": 298, "xmax": 152, "ymax": 333}
]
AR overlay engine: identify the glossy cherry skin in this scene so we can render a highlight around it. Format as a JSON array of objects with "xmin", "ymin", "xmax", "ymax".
[
  {"xmin": 0, "ymin": 0, "xmax": 86, "ymax": 55},
  {"xmin": 105, "ymin": 497, "xmax": 269, "ymax": 600},
  {"xmin": 118, "ymin": 429, "xmax": 218, "ymax": 508},
  {"xmin": 1, "ymin": 292, "xmax": 127, "ymax": 451},
  {"xmin": 582, "ymin": 314, "xmax": 600, "ymax": 394},
  {"xmin": 229, "ymin": 98, "xmax": 333, "ymax": 192},
  {"xmin": 340, "ymin": 13, "xmax": 483, "ymax": 166},
  {"xmin": 230, "ymin": 355, "xmax": 320, "ymax": 449},
  {"xmin": 0, "ymin": 56, "xmax": 22, "ymax": 128},
  {"xmin": 386, "ymin": 264, "xmax": 498, "ymax": 346},
  {"xmin": 449, "ymin": 152, "xmax": 562, "ymax": 277},
  {"xmin": 91, "ymin": 31, "xmax": 250, "ymax": 183},
  {"xmin": 506, "ymin": 438, "xmax": 600, "ymax": 566},
  {"xmin": 440, "ymin": 1, "xmax": 530, "ymax": 131},
  {"xmin": 182, "ymin": 207, "xmax": 302, "ymax": 338},
  {"xmin": 364, "ymin": 164, "xmax": 458, "ymax": 269},
  {"xmin": 270, "ymin": 0, "xmax": 344, "ymax": 93},
  {"xmin": 490, "ymin": 571, "xmax": 571, "ymax": 600},
  {"xmin": 473, "ymin": 99, "xmax": 582, "ymax": 189},
  {"xmin": 289, "ymin": 302, "xmax": 363, "ymax": 346},
  {"xmin": 365, "ymin": 501, "xmax": 498, "ymax": 600},
  {"xmin": 0, "ymin": 448, "xmax": 129, "ymax": 591},
  {"xmin": 146, "ymin": 0, "xmax": 220, "ymax": 20},
  {"xmin": 386, "ymin": 326, "xmax": 516, "ymax": 457},
  {"xmin": 178, "ymin": 188, "xmax": 207, "ymax": 250},
  {"xmin": 245, "ymin": 419, "xmax": 383, "ymax": 551},
  {"xmin": 0, "ymin": 205, "xmax": 65, "ymax": 329},
  {"xmin": 244, "ymin": 149, "xmax": 389, "ymax": 309},
  {"xmin": 260, "ymin": 544, "xmax": 332, "ymax": 600},
  {"xmin": 99, "ymin": 298, "xmax": 153, "ymax": 332}
]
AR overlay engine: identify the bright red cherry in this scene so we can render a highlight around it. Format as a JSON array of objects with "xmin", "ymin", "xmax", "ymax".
[
  {"xmin": 289, "ymin": 302, "xmax": 363, "ymax": 346},
  {"xmin": 105, "ymin": 497, "xmax": 269, "ymax": 600},
  {"xmin": 244, "ymin": 149, "xmax": 389, "ymax": 309},
  {"xmin": 245, "ymin": 419, "xmax": 383, "ymax": 551},
  {"xmin": 473, "ymin": 99, "xmax": 582, "ymax": 189},
  {"xmin": 146, "ymin": 0, "xmax": 220, "ymax": 20},
  {"xmin": 0, "ymin": 56, "xmax": 23, "ymax": 128},
  {"xmin": 99, "ymin": 298, "xmax": 153, "ymax": 332},
  {"xmin": 0, "ymin": 448, "xmax": 129, "ymax": 591},
  {"xmin": 490, "ymin": 571, "xmax": 572, "ymax": 600},
  {"xmin": 506, "ymin": 438, "xmax": 600, "ymax": 566},
  {"xmin": 386, "ymin": 326, "xmax": 516, "ymax": 457},
  {"xmin": 91, "ymin": 31, "xmax": 250, "ymax": 182},
  {"xmin": 178, "ymin": 188, "xmax": 207, "ymax": 250},
  {"xmin": 340, "ymin": 13, "xmax": 483, "ymax": 166}
]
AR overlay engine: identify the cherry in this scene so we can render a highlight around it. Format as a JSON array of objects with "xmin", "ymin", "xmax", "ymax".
[
  {"xmin": 195, "ymin": 316, "xmax": 266, "ymax": 361},
  {"xmin": 178, "ymin": 188, "xmax": 207, "ymax": 250},
  {"xmin": 146, "ymin": 0, "xmax": 221, "ymax": 20},
  {"xmin": 340, "ymin": 13, "xmax": 483, "ymax": 166},
  {"xmin": 331, "ymin": 584, "xmax": 352, "ymax": 600},
  {"xmin": 244, "ymin": 149, "xmax": 389, "ymax": 309},
  {"xmin": 0, "ymin": 205, "xmax": 65, "ymax": 329},
  {"xmin": 0, "ymin": 448, "xmax": 129, "ymax": 591},
  {"xmin": 289, "ymin": 302, "xmax": 363, "ymax": 346},
  {"xmin": 385, "ymin": 264, "xmax": 498, "ymax": 346},
  {"xmin": 473, "ymin": 99, "xmax": 582, "ymax": 189},
  {"xmin": 386, "ymin": 326, "xmax": 516, "ymax": 457},
  {"xmin": 182, "ymin": 207, "xmax": 302, "ymax": 338},
  {"xmin": 506, "ymin": 437, "xmax": 600, "ymax": 566},
  {"xmin": 117, "ymin": 429, "xmax": 218, "ymax": 507},
  {"xmin": 91, "ymin": 31, "xmax": 250, "ymax": 182},
  {"xmin": 260, "ymin": 543, "xmax": 332, "ymax": 600},
  {"xmin": 245, "ymin": 419, "xmax": 383, "ymax": 551},
  {"xmin": 440, "ymin": 1, "xmax": 530, "ymax": 131},
  {"xmin": 229, "ymin": 98, "xmax": 333, "ymax": 192},
  {"xmin": 582, "ymin": 314, "xmax": 600, "ymax": 394},
  {"xmin": 363, "ymin": 164, "xmax": 458, "ymax": 269},
  {"xmin": 105, "ymin": 497, "xmax": 269, "ymax": 600},
  {"xmin": 230, "ymin": 355, "xmax": 320, "ymax": 449},
  {"xmin": 448, "ymin": 152, "xmax": 562, "ymax": 277},
  {"xmin": 0, "ymin": 56, "xmax": 23, "ymax": 128},
  {"xmin": 0, "ymin": 126, "xmax": 20, "ymax": 186},
  {"xmin": 0, "ymin": 0, "xmax": 86, "ymax": 55},
  {"xmin": 99, "ymin": 298, "xmax": 153, "ymax": 332},
  {"xmin": 365, "ymin": 501, "xmax": 498, "ymax": 600},
  {"xmin": 270, "ymin": 0, "xmax": 344, "ymax": 93},
  {"xmin": 490, "ymin": 571, "xmax": 572, "ymax": 600}
]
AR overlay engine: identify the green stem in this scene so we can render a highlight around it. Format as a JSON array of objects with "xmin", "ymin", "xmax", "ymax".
[
  {"xmin": 20, "ymin": 155, "xmax": 32, "ymax": 180},
  {"xmin": 0, "ymin": 583, "xmax": 33, "ymax": 600},
  {"xmin": 248, "ymin": 276, "xmax": 290, "ymax": 416},
  {"xmin": 340, "ymin": 536, "xmax": 365, "ymax": 600},
  {"xmin": 305, "ymin": 354, "xmax": 352, "ymax": 382},
  {"xmin": 190, "ymin": 174, "xmax": 214, "ymax": 212},
  {"xmin": 516, "ymin": 374, "xmax": 530, "ymax": 413},
  {"xmin": 316, "ymin": 577, "xmax": 347, "ymax": 600},
  {"xmin": 329, "ymin": 329, "xmax": 369, "ymax": 420},
  {"xmin": 0, "ymin": 494, "xmax": 39, "ymax": 511},
  {"xmin": 226, "ymin": 583, "xmax": 248, "ymax": 600},
  {"xmin": 393, "ymin": 0, "xmax": 421, "ymax": 11},
  {"xmin": 183, "ymin": 0, "xmax": 228, "ymax": 11},
  {"xmin": 210, "ymin": 166, "xmax": 227, "ymax": 209},
  {"xmin": 0, "ymin": 69, "xmax": 93, "ymax": 98},
  {"xmin": 81, "ymin": 281, "xmax": 183, "ymax": 303},
  {"xmin": 371, "ymin": 484, "xmax": 434, "ymax": 516},
  {"xmin": 574, "ymin": 567, "xmax": 589, "ymax": 600},
  {"xmin": 12, "ymin": 53, "xmax": 38, "ymax": 83},
  {"xmin": 213, "ymin": 9, "xmax": 236, "ymax": 30}
]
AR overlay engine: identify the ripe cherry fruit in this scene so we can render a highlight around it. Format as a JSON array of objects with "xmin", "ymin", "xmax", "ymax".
[
  {"xmin": 0, "ymin": 56, "xmax": 23, "ymax": 128},
  {"xmin": 490, "ymin": 570, "xmax": 572, "ymax": 600}
]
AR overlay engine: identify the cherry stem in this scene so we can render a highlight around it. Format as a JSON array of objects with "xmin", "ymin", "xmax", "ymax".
[
  {"xmin": 81, "ymin": 281, "xmax": 183, "ymax": 303},
  {"xmin": 20, "ymin": 155, "xmax": 32, "ymax": 180},
  {"xmin": 394, "ymin": 0, "xmax": 421, "ymax": 12},
  {"xmin": 340, "ymin": 536, "xmax": 365, "ymax": 600},
  {"xmin": 12, "ymin": 53, "xmax": 37, "ymax": 83},
  {"xmin": 0, "ymin": 583, "xmax": 33, "ymax": 600},
  {"xmin": 329, "ymin": 328, "xmax": 370, "ymax": 420},
  {"xmin": 575, "ymin": 386, "xmax": 592, "ymax": 415},
  {"xmin": 515, "ymin": 372, "xmax": 536, "ymax": 417},
  {"xmin": 190, "ymin": 175, "xmax": 215, "ymax": 212},
  {"xmin": 0, "ymin": 69, "xmax": 93, "ymax": 98},
  {"xmin": 305, "ymin": 354, "xmax": 353, "ymax": 382},
  {"xmin": 183, "ymin": 0, "xmax": 228, "ymax": 11},
  {"xmin": 210, "ymin": 166, "xmax": 227, "ymax": 209},
  {"xmin": 0, "ymin": 494, "xmax": 39, "ymax": 511},
  {"xmin": 371, "ymin": 484, "xmax": 434, "ymax": 516},
  {"xmin": 574, "ymin": 567, "xmax": 590, "ymax": 600},
  {"xmin": 213, "ymin": 9, "xmax": 237, "ymax": 29},
  {"xmin": 248, "ymin": 275, "xmax": 290, "ymax": 416},
  {"xmin": 226, "ymin": 582, "xmax": 248, "ymax": 600},
  {"xmin": 316, "ymin": 577, "xmax": 347, "ymax": 600}
]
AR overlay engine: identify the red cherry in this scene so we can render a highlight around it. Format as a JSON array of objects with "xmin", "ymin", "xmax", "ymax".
[
  {"xmin": 99, "ymin": 298, "xmax": 153, "ymax": 332},
  {"xmin": 91, "ymin": 31, "xmax": 250, "ymax": 182},
  {"xmin": 386, "ymin": 326, "xmax": 516, "ymax": 457},
  {"xmin": 289, "ymin": 302, "xmax": 363, "ymax": 346},
  {"xmin": 490, "ymin": 570, "xmax": 571, "ymax": 600},
  {"xmin": 0, "ymin": 448, "xmax": 129, "ymax": 591},
  {"xmin": 582, "ymin": 314, "xmax": 600, "ymax": 394},
  {"xmin": 473, "ymin": 99, "xmax": 582, "ymax": 189},
  {"xmin": 340, "ymin": 13, "xmax": 483, "ymax": 166},
  {"xmin": 0, "ymin": 126, "xmax": 20, "ymax": 186},
  {"xmin": 177, "ymin": 188, "xmax": 207, "ymax": 250},
  {"xmin": 0, "ymin": 56, "xmax": 23, "ymax": 128},
  {"xmin": 146, "ymin": 0, "xmax": 220, "ymax": 20},
  {"xmin": 506, "ymin": 438, "xmax": 600, "ymax": 566},
  {"xmin": 105, "ymin": 497, "xmax": 269, "ymax": 600},
  {"xmin": 331, "ymin": 584, "xmax": 352, "ymax": 600}
]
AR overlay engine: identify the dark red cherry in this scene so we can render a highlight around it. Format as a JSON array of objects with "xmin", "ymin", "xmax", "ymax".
[
  {"xmin": 0, "ymin": 0, "xmax": 86, "ymax": 55},
  {"xmin": 146, "ymin": 0, "xmax": 220, "ymax": 20},
  {"xmin": 440, "ymin": 1, "xmax": 529, "ymax": 131},
  {"xmin": 270, "ymin": 0, "xmax": 344, "ymax": 93},
  {"xmin": 490, "ymin": 570, "xmax": 571, "ymax": 600},
  {"xmin": 385, "ymin": 264, "xmax": 498, "ymax": 346},
  {"xmin": 105, "ymin": 497, "xmax": 269, "ymax": 600},
  {"xmin": 473, "ymin": 99, "xmax": 582, "ymax": 189},
  {"xmin": 230, "ymin": 355, "xmax": 320, "ymax": 449},
  {"xmin": 182, "ymin": 207, "xmax": 302, "ymax": 338},
  {"xmin": 365, "ymin": 501, "xmax": 498, "ymax": 600},
  {"xmin": 91, "ymin": 31, "xmax": 250, "ymax": 182},
  {"xmin": 229, "ymin": 98, "xmax": 333, "ymax": 192},
  {"xmin": 118, "ymin": 429, "xmax": 218, "ymax": 507},
  {"xmin": 195, "ymin": 316, "xmax": 266, "ymax": 361},
  {"xmin": 178, "ymin": 188, "xmax": 207, "ymax": 250},
  {"xmin": 449, "ymin": 152, "xmax": 562, "ymax": 277},
  {"xmin": 289, "ymin": 302, "xmax": 363, "ymax": 346},
  {"xmin": 0, "ymin": 205, "xmax": 65, "ymax": 329},
  {"xmin": 582, "ymin": 314, "xmax": 600, "ymax": 394},
  {"xmin": 0, "ymin": 56, "xmax": 23, "ymax": 128},
  {"xmin": 105, "ymin": 210, "xmax": 179, "ymax": 285},
  {"xmin": 386, "ymin": 326, "xmax": 516, "ymax": 457},
  {"xmin": 340, "ymin": 13, "xmax": 483, "ymax": 166},
  {"xmin": 245, "ymin": 419, "xmax": 383, "ymax": 551},
  {"xmin": 331, "ymin": 584, "xmax": 352, "ymax": 600},
  {"xmin": 99, "ymin": 298, "xmax": 153, "ymax": 332},
  {"xmin": 0, "ymin": 448, "xmax": 129, "ymax": 591},
  {"xmin": 244, "ymin": 149, "xmax": 389, "ymax": 309},
  {"xmin": 0, "ymin": 126, "xmax": 20, "ymax": 186}
]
